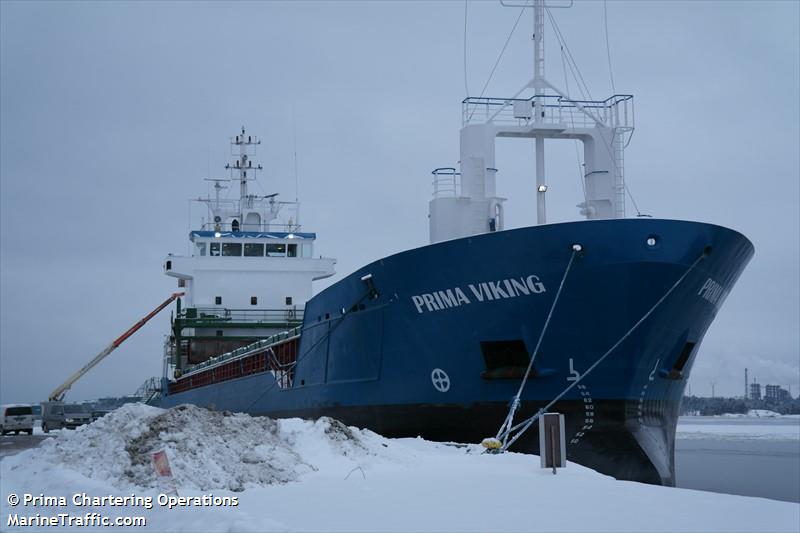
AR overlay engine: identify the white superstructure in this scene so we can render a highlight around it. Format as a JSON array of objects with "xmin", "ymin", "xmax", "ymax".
[
  {"xmin": 163, "ymin": 128, "xmax": 335, "ymax": 367},
  {"xmin": 429, "ymin": 0, "xmax": 634, "ymax": 243}
]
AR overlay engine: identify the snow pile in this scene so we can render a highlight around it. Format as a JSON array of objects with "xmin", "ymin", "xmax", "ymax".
[
  {"xmin": 716, "ymin": 410, "xmax": 784, "ymax": 418},
  {"xmin": 747, "ymin": 409, "xmax": 782, "ymax": 417},
  {"xmin": 11, "ymin": 403, "xmax": 388, "ymax": 492},
  {"xmin": 3, "ymin": 405, "xmax": 799, "ymax": 532},
  {"xmin": 712, "ymin": 411, "xmax": 800, "ymax": 419}
]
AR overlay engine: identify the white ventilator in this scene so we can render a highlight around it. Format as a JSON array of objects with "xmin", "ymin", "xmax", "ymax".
[{"xmin": 429, "ymin": 0, "xmax": 634, "ymax": 243}]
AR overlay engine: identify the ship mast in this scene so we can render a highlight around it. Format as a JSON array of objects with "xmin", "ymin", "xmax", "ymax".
[
  {"xmin": 202, "ymin": 178, "xmax": 229, "ymax": 233},
  {"xmin": 225, "ymin": 126, "xmax": 263, "ymax": 219},
  {"xmin": 427, "ymin": 1, "xmax": 635, "ymax": 244},
  {"xmin": 194, "ymin": 127, "xmax": 298, "ymax": 234},
  {"xmin": 532, "ymin": 0, "xmax": 546, "ymax": 224}
]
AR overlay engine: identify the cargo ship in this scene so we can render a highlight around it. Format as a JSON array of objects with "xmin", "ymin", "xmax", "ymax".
[{"xmin": 155, "ymin": 1, "xmax": 753, "ymax": 486}]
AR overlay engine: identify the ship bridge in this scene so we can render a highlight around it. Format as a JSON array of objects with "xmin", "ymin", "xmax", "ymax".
[{"xmin": 163, "ymin": 127, "xmax": 336, "ymax": 372}]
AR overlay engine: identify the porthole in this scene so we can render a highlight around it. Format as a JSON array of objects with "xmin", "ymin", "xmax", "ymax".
[{"xmin": 646, "ymin": 235, "xmax": 659, "ymax": 247}]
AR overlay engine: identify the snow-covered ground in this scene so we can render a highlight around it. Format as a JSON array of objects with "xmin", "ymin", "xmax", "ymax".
[
  {"xmin": 677, "ymin": 414, "xmax": 800, "ymax": 441},
  {"xmin": 743, "ymin": 409, "xmax": 786, "ymax": 418},
  {"xmin": 715, "ymin": 409, "xmax": 799, "ymax": 419},
  {"xmin": 2, "ymin": 405, "xmax": 798, "ymax": 532}
]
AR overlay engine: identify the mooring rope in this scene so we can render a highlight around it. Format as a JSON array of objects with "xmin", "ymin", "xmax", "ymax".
[
  {"xmin": 497, "ymin": 249, "xmax": 708, "ymax": 451},
  {"xmin": 495, "ymin": 246, "xmax": 581, "ymax": 447}
]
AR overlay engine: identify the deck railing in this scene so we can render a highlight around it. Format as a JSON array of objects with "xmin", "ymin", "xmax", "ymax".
[
  {"xmin": 198, "ymin": 221, "xmax": 302, "ymax": 233},
  {"xmin": 181, "ymin": 307, "xmax": 303, "ymax": 324},
  {"xmin": 463, "ymin": 94, "xmax": 634, "ymax": 130},
  {"xmin": 431, "ymin": 168, "xmax": 461, "ymax": 198}
]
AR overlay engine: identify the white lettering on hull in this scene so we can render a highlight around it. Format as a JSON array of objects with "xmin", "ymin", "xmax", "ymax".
[
  {"xmin": 411, "ymin": 275, "xmax": 547, "ymax": 314},
  {"xmin": 697, "ymin": 277, "xmax": 728, "ymax": 307}
]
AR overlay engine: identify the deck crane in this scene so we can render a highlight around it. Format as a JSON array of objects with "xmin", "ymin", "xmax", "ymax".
[{"xmin": 46, "ymin": 292, "xmax": 184, "ymax": 403}]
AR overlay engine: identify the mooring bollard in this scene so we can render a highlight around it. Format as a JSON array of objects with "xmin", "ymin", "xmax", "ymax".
[{"xmin": 539, "ymin": 412, "xmax": 566, "ymax": 474}]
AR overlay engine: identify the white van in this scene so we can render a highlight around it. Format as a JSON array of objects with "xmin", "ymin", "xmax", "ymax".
[{"xmin": 1, "ymin": 404, "xmax": 34, "ymax": 435}]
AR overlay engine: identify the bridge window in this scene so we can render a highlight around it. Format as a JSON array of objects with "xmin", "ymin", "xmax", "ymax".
[
  {"xmin": 288, "ymin": 244, "xmax": 298, "ymax": 257},
  {"xmin": 244, "ymin": 243, "xmax": 264, "ymax": 257},
  {"xmin": 196, "ymin": 242, "xmax": 207, "ymax": 256},
  {"xmin": 215, "ymin": 296, "xmax": 222, "ymax": 305},
  {"xmin": 210, "ymin": 243, "xmax": 221, "ymax": 256},
  {"xmin": 251, "ymin": 296, "xmax": 258, "ymax": 305},
  {"xmin": 285, "ymin": 297, "xmax": 293, "ymax": 305},
  {"xmin": 266, "ymin": 244, "xmax": 286, "ymax": 256},
  {"xmin": 222, "ymin": 243, "xmax": 242, "ymax": 256}
]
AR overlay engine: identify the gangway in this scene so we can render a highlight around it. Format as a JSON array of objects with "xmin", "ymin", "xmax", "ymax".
[
  {"xmin": 134, "ymin": 376, "xmax": 163, "ymax": 404},
  {"xmin": 46, "ymin": 292, "xmax": 184, "ymax": 402}
]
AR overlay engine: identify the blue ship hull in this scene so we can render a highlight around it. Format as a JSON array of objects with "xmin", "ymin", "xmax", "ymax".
[{"xmin": 159, "ymin": 218, "xmax": 753, "ymax": 485}]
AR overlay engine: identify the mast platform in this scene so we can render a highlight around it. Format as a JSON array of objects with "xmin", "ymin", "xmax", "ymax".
[{"xmin": 462, "ymin": 94, "xmax": 634, "ymax": 131}]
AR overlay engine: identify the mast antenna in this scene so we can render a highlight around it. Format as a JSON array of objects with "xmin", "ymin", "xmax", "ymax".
[
  {"xmin": 203, "ymin": 178, "xmax": 230, "ymax": 231},
  {"xmin": 291, "ymin": 107, "xmax": 301, "ymax": 228},
  {"xmin": 293, "ymin": 113, "xmax": 299, "ymax": 203},
  {"xmin": 225, "ymin": 126, "xmax": 263, "ymax": 215}
]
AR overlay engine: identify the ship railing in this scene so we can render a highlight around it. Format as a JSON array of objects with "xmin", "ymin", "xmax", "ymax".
[
  {"xmin": 462, "ymin": 94, "xmax": 634, "ymax": 131},
  {"xmin": 178, "ymin": 325, "xmax": 302, "ymax": 379},
  {"xmin": 431, "ymin": 167, "xmax": 461, "ymax": 198},
  {"xmin": 198, "ymin": 221, "xmax": 303, "ymax": 233},
  {"xmin": 197, "ymin": 197, "xmax": 298, "ymax": 212},
  {"xmin": 181, "ymin": 307, "xmax": 303, "ymax": 324}
]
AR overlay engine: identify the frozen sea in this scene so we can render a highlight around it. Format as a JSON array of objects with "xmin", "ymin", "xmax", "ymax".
[{"xmin": 676, "ymin": 416, "xmax": 800, "ymax": 503}]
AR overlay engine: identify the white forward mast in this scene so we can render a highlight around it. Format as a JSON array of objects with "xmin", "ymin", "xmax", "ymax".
[
  {"xmin": 428, "ymin": 0, "xmax": 634, "ymax": 243},
  {"xmin": 533, "ymin": 0, "xmax": 546, "ymax": 225}
]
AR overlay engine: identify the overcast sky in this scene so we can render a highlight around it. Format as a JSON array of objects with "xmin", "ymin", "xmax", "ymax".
[{"xmin": 1, "ymin": 0, "xmax": 798, "ymax": 404}]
